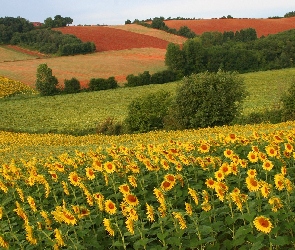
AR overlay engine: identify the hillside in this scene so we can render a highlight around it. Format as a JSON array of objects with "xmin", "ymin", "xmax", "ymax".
[
  {"xmin": 164, "ymin": 17, "xmax": 295, "ymax": 37},
  {"xmin": 54, "ymin": 26, "xmax": 178, "ymax": 52}
]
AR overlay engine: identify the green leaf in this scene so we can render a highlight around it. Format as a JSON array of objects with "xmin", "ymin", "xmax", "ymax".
[
  {"xmin": 232, "ymin": 237, "xmax": 245, "ymax": 247},
  {"xmin": 199, "ymin": 225, "xmax": 213, "ymax": 236},
  {"xmin": 270, "ymin": 236, "xmax": 290, "ymax": 246},
  {"xmin": 250, "ymin": 241, "xmax": 264, "ymax": 250},
  {"xmin": 242, "ymin": 212, "xmax": 256, "ymax": 222},
  {"xmin": 234, "ymin": 225, "xmax": 252, "ymax": 239},
  {"xmin": 157, "ymin": 232, "xmax": 169, "ymax": 242},
  {"xmin": 112, "ymin": 241, "xmax": 124, "ymax": 247},
  {"xmin": 167, "ymin": 237, "xmax": 181, "ymax": 247},
  {"xmin": 133, "ymin": 238, "xmax": 149, "ymax": 250}
]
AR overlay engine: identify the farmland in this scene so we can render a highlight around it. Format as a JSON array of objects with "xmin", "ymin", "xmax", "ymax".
[
  {"xmin": 1, "ymin": 17, "xmax": 295, "ymax": 249},
  {"xmin": 164, "ymin": 17, "xmax": 295, "ymax": 37}
]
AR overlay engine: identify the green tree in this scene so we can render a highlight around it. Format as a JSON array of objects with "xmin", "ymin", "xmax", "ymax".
[
  {"xmin": 173, "ymin": 70, "xmax": 247, "ymax": 128},
  {"xmin": 35, "ymin": 64, "xmax": 58, "ymax": 96},
  {"xmin": 165, "ymin": 43, "xmax": 185, "ymax": 76},
  {"xmin": 151, "ymin": 17, "xmax": 166, "ymax": 29},
  {"xmin": 124, "ymin": 90, "xmax": 172, "ymax": 133}
]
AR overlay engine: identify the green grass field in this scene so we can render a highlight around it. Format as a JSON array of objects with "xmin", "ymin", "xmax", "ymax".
[
  {"xmin": 0, "ymin": 67, "xmax": 294, "ymax": 135},
  {"xmin": 0, "ymin": 46, "xmax": 38, "ymax": 62}
]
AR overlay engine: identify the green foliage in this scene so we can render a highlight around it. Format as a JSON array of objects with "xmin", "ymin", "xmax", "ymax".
[
  {"xmin": 35, "ymin": 63, "xmax": 58, "ymax": 96},
  {"xmin": 88, "ymin": 77, "xmax": 118, "ymax": 91},
  {"xmin": 11, "ymin": 29, "xmax": 96, "ymax": 55},
  {"xmin": 177, "ymin": 26, "xmax": 196, "ymax": 38},
  {"xmin": 63, "ymin": 77, "xmax": 81, "ymax": 94},
  {"xmin": 43, "ymin": 15, "xmax": 73, "ymax": 28},
  {"xmin": 0, "ymin": 16, "xmax": 34, "ymax": 44},
  {"xmin": 281, "ymin": 80, "xmax": 295, "ymax": 121},
  {"xmin": 165, "ymin": 43, "xmax": 185, "ymax": 76},
  {"xmin": 124, "ymin": 90, "xmax": 172, "ymax": 133},
  {"xmin": 151, "ymin": 17, "xmax": 166, "ymax": 29},
  {"xmin": 173, "ymin": 70, "xmax": 247, "ymax": 128},
  {"xmin": 284, "ymin": 11, "xmax": 295, "ymax": 18}
]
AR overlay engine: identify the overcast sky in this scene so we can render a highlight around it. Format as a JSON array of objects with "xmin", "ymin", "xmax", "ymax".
[{"xmin": 1, "ymin": 0, "xmax": 295, "ymax": 25}]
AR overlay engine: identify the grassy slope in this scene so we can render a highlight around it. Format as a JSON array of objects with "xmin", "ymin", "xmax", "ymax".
[
  {"xmin": 1, "ymin": 67, "xmax": 294, "ymax": 135},
  {"xmin": 0, "ymin": 46, "xmax": 38, "ymax": 62}
]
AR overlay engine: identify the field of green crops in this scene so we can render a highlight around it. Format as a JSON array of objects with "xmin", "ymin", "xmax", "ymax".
[{"xmin": 1, "ymin": 67, "xmax": 295, "ymax": 135}]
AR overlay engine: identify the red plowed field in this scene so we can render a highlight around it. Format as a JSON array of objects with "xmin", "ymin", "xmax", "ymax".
[
  {"xmin": 164, "ymin": 17, "xmax": 295, "ymax": 37},
  {"xmin": 55, "ymin": 26, "xmax": 170, "ymax": 52}
]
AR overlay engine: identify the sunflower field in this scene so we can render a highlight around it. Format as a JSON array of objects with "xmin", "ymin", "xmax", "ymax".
[
  {"xmin": 1, "ymin": 122, "xmax": 295, "ymax": 249},
  {"xmin": 0, "ymin": 76, "xmax": 36, "ymax": 98}
]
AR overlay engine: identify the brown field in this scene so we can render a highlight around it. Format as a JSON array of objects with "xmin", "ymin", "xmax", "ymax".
[
  {"xmin": 0, "ymin": 48, "xmax": 167, "ymax": 87},
  {"xmin": 109, "ymin": 24, "xmax": 187, "ymax": 44},
  {"xmin": 0, "ymin": 46, "xmax": 38, "ymax": 62},
  {"xmin": 164, "ymin": 17, "xmax": 295, "ymax": 37}
]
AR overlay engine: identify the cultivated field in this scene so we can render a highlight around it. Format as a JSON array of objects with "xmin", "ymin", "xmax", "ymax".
[
  {"xmin": 164, "ymin": 17, "xmax": 295, "ymax": 37},
  {"xmin": 0, "ymin": 47, "xmax": 167, "ymax": 87},
  {"xmin": 0, "ymin": 46, "xmax": 38, "ymax": 62}
]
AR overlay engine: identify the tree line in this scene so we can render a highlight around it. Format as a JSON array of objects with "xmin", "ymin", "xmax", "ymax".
[
  {"xmin": 0, "ymin": 16, "xmax": 95, "ymax": 56},
  {"xmin": 165, "ymin": 28, "xmax": 295, "ymax": 76}
]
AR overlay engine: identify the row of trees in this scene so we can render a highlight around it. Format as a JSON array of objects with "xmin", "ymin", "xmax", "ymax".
[
  {"xmin": 0, "ymin": 16, "xmax": 95, "ymax": 56},
  {"xmin": 128, "ymin": 16, "xmax": 197, "ymax": 39},
  {"xmin": 11, "ymin": 29, "xmax": 96, "ymax": 55},
  {"xmin": 125, "ymin": 70, "xmax": 179, "ymax": 87},
  {"xmin": 165, "ymin": 28, "xmax": 295, "ymax": 76},
  {"xmin": 35, "ymin": 64, "xmax": 119, "ymax": 96}
]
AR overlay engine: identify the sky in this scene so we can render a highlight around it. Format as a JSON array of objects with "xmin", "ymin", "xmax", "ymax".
[{"xmin": 1, "ymin": 0, "xmax": 295, "ymax": 25}]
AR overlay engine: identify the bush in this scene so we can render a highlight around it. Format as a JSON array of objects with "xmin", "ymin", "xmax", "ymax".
[
  {"xmin": 96, "ymin": 117, "xmax": 123, "ymax": 135},
  {"xmin": 63, "ymin": 77, "xmax": 81, "ymax": 94},
  {"xmin": 88, "ymin": 77, "xmax": 118, "ymax": 91},
  {"xmin": 35, "ymin": 64, "xmax": 58, "ymax": 96},
  {"xmin": 124, "ymin": 90, "xmax": 172, "ymax": 133},
  {"xmin": 172, "ymin": 70, "xmax": 247, "ymax": 129},
  {"xmin": 281, "ymin": 81, "xmax": 295, "ymax": 121}
]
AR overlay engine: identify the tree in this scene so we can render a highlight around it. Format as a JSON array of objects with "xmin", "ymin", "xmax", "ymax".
[
  {"xmin": 35, "ymin": 64, "xmax": 58, "ymax": 96},
  {"xmin": 151, "ymin": 17, "xmax": 166, "ymax": 29},
  {"xmin": 173, "ymin": 70, "xmax": 247, "ymax": 128},
  {"xmin": 165, "ymin": 43, "xmax": 185, "ymax": 76}
]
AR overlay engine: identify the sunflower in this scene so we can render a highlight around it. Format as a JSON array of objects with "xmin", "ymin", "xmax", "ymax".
[
  {"xmin": 164, "ymin": 174, "xmax": 176, "ymax": 184},
  {"xmin": 103, "ymin": 218, "xmax": 115, "ymax": 236},
  {"xmin": 185, "ymin": 202, "xmax": 193, "ymax": 216},
  {"xmin": 104, "ymin": 161, "xmax": 116, "ymax": 174},
  {"xmin": 201, "ymin": 202, "xmax": 212, "ymax": 212},
  {"xmin": 247, "ymin": 151, "xmax": 259, "ymax": 163},
  {"xmin": 262, "ymin": 160, "xmax": 274, "ymax": 171},
  {"xmin": 198, "ymin": 143, "xmax": 210, "ymax": 153},
  {"xmin": 119, "ymin": 184, "xmax": 130, "ymax": 195},
  {"xmin": 260, "ymin": 182, "xmax": 272, "ymax": 198},
  {"xmin": 49, "ymin": 171, "xmax": 58, "ymax": 181},
  {"xmin": 274, "ymin": 174, "xmax": 285, "ymax": 191},
  {"xmin": 239, "ymin": 159, "xmax": 248, "ymax": 168},
  {"xmin": 160, "ymin": 159, "xmax": 170, "ymax": 170},
  {"xmin": 0, "ymin": 235, "xmax": 9, "ymax": 249},
  {"xmin": 153, "ymin": 188, "xmax": 165, "ymax": 204},
  {"xmin": 224, "ymin": 149, "xmax": 234, "ymax": 158},
  {"xmin": 246, "ymin": 176, "xmax": 260, "ymax": 192},
  {"xmin": 68, "ymin": 172, "xmax": 80, "ymax": 186},
  {"xmin": 253, "ymin": 216, "xmax": 273, "ymax": 234},
  {"xmin": 230, "ymin": 162, "xmax": 239, "ymax": 175},
  {"xmin": 188, "ymin": 188, "xmax": 198, "ymax": 205},
  {"xmin": 62, "ymin": 210, "xmax": 77, "ymax": 225},
  {"xmin": 214, "ymin": 170, "xmax": 225, "ymax": 181},
  {"xmin": 61, "ymin": 181, "xmax": 70, "ymax": 195},
  {"xmin": 219, "ymin": 163, "xmax": 231, "ymax": 176},
  {"xmin": 172, "ymin": 212, "xmax": 187, "ymax": 229},
  {"xmin": 146, "ymin": 203, "xmax": 155, "ymax": 222},
  {"xmin": 128, "ymin": 175, "xmax": 137, "ymax": 188},
  {"xmin": 125, "ymin": 218, "xmax": 134, "ymax": 235},
  {"xmin": 85, "ymin": 167, "xmax": 95, "ymax": 180},
  {"xmin": 281, "ymin": 166, "xmax": 287, "ymax": 176},
  {"xmin": 54, "ymin": 228, "xmax": 66, "ymax": 247},
  {"xmin": 124, "ymin": 194, "xmax": 139, "ymax": 207},
  {"xmin": 268, "ymin": 197, "xmax": 283, "ymax": 212},
  {"xmin": 258, "ymin": 152, "xmax": 267, "ymax": 161},
  {"xmin": 25, "ymin": 223, "xmax": 37, "ymax": 245},
  {"xmin": 247, "ymin": 169, "xmax": 257, "ymax": 177},
  {"xmin": 285, "ymin": 143, "xmax": 293, "ymax": 153},
  {"xmin": 161, "ymin": 180, "xmax": 174, "ymax": 192},
  {"xmin": 27, "ymin": 196, "xmax": 37, "ymax": 212},
  {"xmin": 105, "ymin": 200, "xmax": 117, "ymax": 215},
  {"xmin": 205, "ymin": 178, "xmax": 215, "ymax": 189},
  {"xmin": 265, "ymin": 145, "xmax": 278, "ymax": 158}
]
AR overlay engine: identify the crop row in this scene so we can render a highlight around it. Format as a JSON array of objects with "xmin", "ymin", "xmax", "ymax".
[{"xmin": 0, "ymin": 76, "xmax": 36, "ymax": 98}]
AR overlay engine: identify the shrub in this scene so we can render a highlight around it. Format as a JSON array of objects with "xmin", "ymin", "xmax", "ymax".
[
  {"xmin": 173, "ymin": 70, "xmax": 247, "ymax": 129},
  {"xmin": 281, "ymin": 80, "xmax": 295, "ymax": 121},
  {"xmin": 124, "ymin": 90, "xmax": 172, "ymax": 133},
  {"xmin": 96, "ymin": 117, "xmax": 123, "ymax": 135},
  {"xmin": 63, "ymin": 77, "xmax": 81, "ymax": 94},
  {"xmin": 35, "ymin": 64, "xmax": 58, "ymax": 96},
  {"xmin": 88, "ymin": 77, "xmax": 118, "ymax": 91}
]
